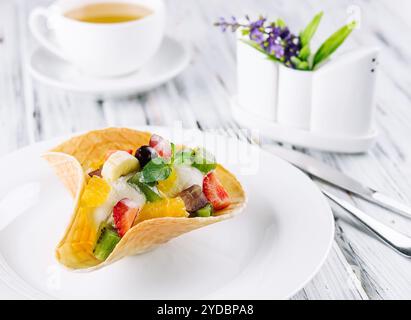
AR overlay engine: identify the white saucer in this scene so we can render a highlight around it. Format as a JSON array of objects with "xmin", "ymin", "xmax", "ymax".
[
  {"xmin": 231, "ymin": 97, "xmax": 378, "ymax": 154},
  {"xmin": 28, "ymin": 37, "xmax": 190, "ymax": 96}
]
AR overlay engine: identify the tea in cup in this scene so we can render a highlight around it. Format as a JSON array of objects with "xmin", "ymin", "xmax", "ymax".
[{"xmin": 29, "ymin": 0, "xmax": 165, "ymax": 77}]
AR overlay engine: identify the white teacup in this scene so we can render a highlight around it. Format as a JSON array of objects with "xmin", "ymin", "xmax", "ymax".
[{"xmin": 29, "ymin": 0, "xmax": 165, "ymax": 77}]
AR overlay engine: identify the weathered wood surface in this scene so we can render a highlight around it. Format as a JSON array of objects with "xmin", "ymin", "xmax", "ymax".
[{"xmin": 1, "ymin": 0, "xmax": 411, "ymax": 299}]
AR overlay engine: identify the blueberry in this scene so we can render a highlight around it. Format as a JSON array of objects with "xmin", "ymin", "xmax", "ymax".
[{"xmin": 135, "ymin": 146, "xmax": 157, "ymax": 168}]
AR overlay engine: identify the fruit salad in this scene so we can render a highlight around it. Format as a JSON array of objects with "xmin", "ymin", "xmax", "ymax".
[{"xmin": 81, "ymin": 134, "xmax": 231, "ymax": 261}]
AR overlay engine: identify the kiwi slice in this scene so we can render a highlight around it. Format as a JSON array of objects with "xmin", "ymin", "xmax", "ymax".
[
  {"xmin": 195, "ymin": 203, "xmax": 213, "ymax": 218},
  {"xmin": 128, "ymin": 173, "xmax": 162, "ymax": 202},
  {"xmin": 93, "ymin": 225, "xmax": 121, "ymax": 261}
]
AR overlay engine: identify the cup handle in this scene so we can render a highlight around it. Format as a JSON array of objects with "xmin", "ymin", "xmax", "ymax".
[{"xmin": 29, "ymin": 8, "xmax": 67, "ymax": 60}]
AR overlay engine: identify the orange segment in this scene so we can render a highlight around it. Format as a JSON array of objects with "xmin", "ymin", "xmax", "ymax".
[
  {"xmin": 81, "ymin": 176, "xmax": 111, "ymax": 207},
  {"xmin": 56, "ymin": 207, "xmax": 100, "ymax": 268},
  {"xmin": 135, "ymin": 197, "xmax": 188, "ymax": 224},
  {"xmin": 157, "ymin": 167, "xmax": 177, "ymax": 195}
]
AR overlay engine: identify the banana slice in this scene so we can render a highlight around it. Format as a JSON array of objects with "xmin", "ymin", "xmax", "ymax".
[
  {"xmin": 162, "ymin": 165, "xmax": 204, "ymax": 198},
  {"xmin": 101, "ymin": 151, "xmax": 139, "ymax": 182}
]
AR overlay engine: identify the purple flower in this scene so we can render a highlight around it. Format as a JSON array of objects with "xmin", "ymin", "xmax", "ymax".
[
  {"xmin": 215, "ymin": 16, "xmax": 242, "ymax": 33},
  {"xmin": 269, "ymin": 43, "xmax": 285, "ymax": 59},
  {"xmin": 215, "ymin": 15, "xmax": 304, "ymax": 69},
  {"xmin": 217, "ymin": 17, "xmax": 227, "ymax": 32},
  {"xmin": 280, "ymin": 27, "xmax": 291, "ymax": 40},
  {"xmin": 250, "ymin": 28, "xmax": 265, "ymax": 43},
  {"xmin": 248, "ymin": 17, "xmax": 267, "ymax": 43},
  {"xmin": 269, "ymin": 26, "xmax": 282, "ymax": 38}
]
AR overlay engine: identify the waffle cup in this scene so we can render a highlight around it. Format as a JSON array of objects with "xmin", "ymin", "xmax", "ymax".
[{"xmin": 43, "ymin": 128, "xmax": 246, "ymax": 270}]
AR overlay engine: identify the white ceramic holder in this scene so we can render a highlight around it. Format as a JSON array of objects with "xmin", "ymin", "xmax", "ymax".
[{"xmin": 235, "ymin": 37, "xmax": 380, "ymax": 153}]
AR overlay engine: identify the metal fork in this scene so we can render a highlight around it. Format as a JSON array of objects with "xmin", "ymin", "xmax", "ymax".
[{"xmin": 215, "ymin": 126, "xmax": 411, "ymax": 257}]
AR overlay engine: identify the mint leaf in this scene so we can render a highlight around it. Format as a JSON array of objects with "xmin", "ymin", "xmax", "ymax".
[
  {"xmin": 192, "ymin": 148, "xmax": 217, "ymax": 174},
  {"xmin": 300, "ymin": 11, "xmax": 323, "ymax": 47},
  {"xmin": 140, "ymin": 158, "xmax": 171, "ymax": 183},
  {"xmin": 174, "ymin": 149, "xmax": 194, "ymax": 166},
  {"xmin": 313, "ymin": 20, "xmax": 356, "ymax": 69}
]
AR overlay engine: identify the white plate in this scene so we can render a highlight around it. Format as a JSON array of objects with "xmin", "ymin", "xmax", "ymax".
[
  {"xmin": 28, "ymin": 37, "xmax": 190, "ymax": 96},
  {"xmin": 0, "ymin": 127, "xmax": 334, "ymax": 299}
]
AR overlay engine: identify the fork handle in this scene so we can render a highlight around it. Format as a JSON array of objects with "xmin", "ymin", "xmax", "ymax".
[{"xmin": 321, "ymin": 189, "xmax": 411, "ymax": 257}]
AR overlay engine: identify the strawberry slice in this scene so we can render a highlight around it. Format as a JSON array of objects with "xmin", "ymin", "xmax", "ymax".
[
  {"xmin": 149, "ymin": 134, "xmax": 172, "ymax": 158},
  {"xmin": 113, "ymin": 198, "xmax": 140, "ymax": 237},
  {"xmin": 203, "ymin": 171, "xmax": 230, "ymax": 210},
  {"xmin": 105, "ymin": 149, "xmax": 133, "ymax": 161}
]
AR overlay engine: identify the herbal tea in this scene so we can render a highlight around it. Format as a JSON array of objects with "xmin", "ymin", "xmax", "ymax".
[{"xmin": 64, "ymin": 2, "xmax": 152, "ymax": 24}]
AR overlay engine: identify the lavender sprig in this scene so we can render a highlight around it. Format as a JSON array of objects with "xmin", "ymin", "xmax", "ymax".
[
  {"xmin": 215, "ymin": 15, "xmax": 302, "ymax": 69},
  {"xmin": 215, "ymin": 12, "xmax": 356, "ymax": 71}
]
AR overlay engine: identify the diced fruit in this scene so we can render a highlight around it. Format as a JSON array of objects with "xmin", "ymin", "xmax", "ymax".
[
  {"xmin": 195, "ymin": 203, "xmax": 213, "ymax": 217},
  {"xmin": 104, "ymin": 149, "xmax": 133, "ymax": 161},
  {"xmin": 203, "ymin": 171, "xmax": 230, "ymax": 210},
  {"xmin": 101, "ymin": 151, "xmax": 140, "ymax": 182},
  {"xmin": 135, "ymin": 197, "xmax": 188, "ymax": 224},
  {"xmin": 128, "ymin": 173, "xmax": 162, "ymax": 202},
  {"xmin": 81, "ymin": 176, "xmax": 111, "ymax": 207},
  {"xmin": 88, "ymin": 168, "xmax": 102, "ymax": 178},
  {"xmin": 178, "ymin": 185, "xmax": 208, "ymax": 213},
  {"xmin": 157, "ymin": 167, "xmax": 177, "ymax": 194},
  {"xmin": 192, "ymin": 148, "xmax": 217, "ymax": 174},
  {"xmin": 135, "ymin": 146, "xmax": 157, "ymax": 168},
  {"xmin": 93, "ymin": 225, "xmax": 121, "ymax": 261},
  {"xmin": 113, "ymin": 198, "xmax": 141, "ymax": 237},
  {"xmin": 93, "ymin": 176, "xmax": 146, "ymax": 226},
  {"xmin": 149, "ymin": 134, "xmax": 172, "ymax": 158},
  {"xmin": 111, "ymin": 176, "xmax": 147, "ymax": 203},
  {"xmin": 160, "ymin": 165, "xmax": 204, "ymax": 198}
]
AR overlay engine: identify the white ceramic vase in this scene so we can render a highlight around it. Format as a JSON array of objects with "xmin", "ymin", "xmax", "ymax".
[
  {"xmin": 236, "ymin": 36, "xmax": 278, "ymax": 121},
  {"xmin": 310, "ymin": 47, "xmax": 379, "ymax": 137},
  {"xmin": 236, "ymin": 36, "xmax": 379, "ymax": 141},
  {"xmin": 276, "ymin": 65, "xmax": 313, "ymax": 129}
]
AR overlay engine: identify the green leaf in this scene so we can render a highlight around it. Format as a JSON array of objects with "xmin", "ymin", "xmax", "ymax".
[
  {"xmin": 290, "ymin": 56, "xmax": 310, "ymax": 71},
  {"xmin": 297, "ymin": 61, "xmax": 310, "ymax": 70},
  {"xmin": 300, "ymin": 11, "xmax": 323, "ymax": 47},
  {"xmin": 290, "ymin": 56, "xmax": 302, "ymax": 65},
  {"xmin": 313, "ymin": 21, "xmax": 356, "ymax": 69},
  {"xmin": 298, "ymin": 45, "xmax": 311, "ymax": 61},
  {"xmin": 191, "ymin": 148, "xmax": 217, "ymax": 174},
  {"xmin": 174, "ymin": 149, "xmax": 194, "ymax": 166},
  {"xmin": 276, "ymin": 18, "xmax": 286, "ymax": 28},
  {"xmin": 140, "ymin": 158, "xmax": 171, "ymax": 183}
]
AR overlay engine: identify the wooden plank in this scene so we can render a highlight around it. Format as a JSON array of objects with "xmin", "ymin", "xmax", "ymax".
[
  {"xmin": 0, "ymin": 1, "xmax": 29, "ymax": 155},
  {"xmin": 292, "ymin": 243, "xmax": 368, "ymax": 300}
]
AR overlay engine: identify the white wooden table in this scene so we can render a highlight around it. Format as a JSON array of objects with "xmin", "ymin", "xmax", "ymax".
[{"xmin": 1, "ymin": 0, "xmax": 411, "ymax": 300}]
